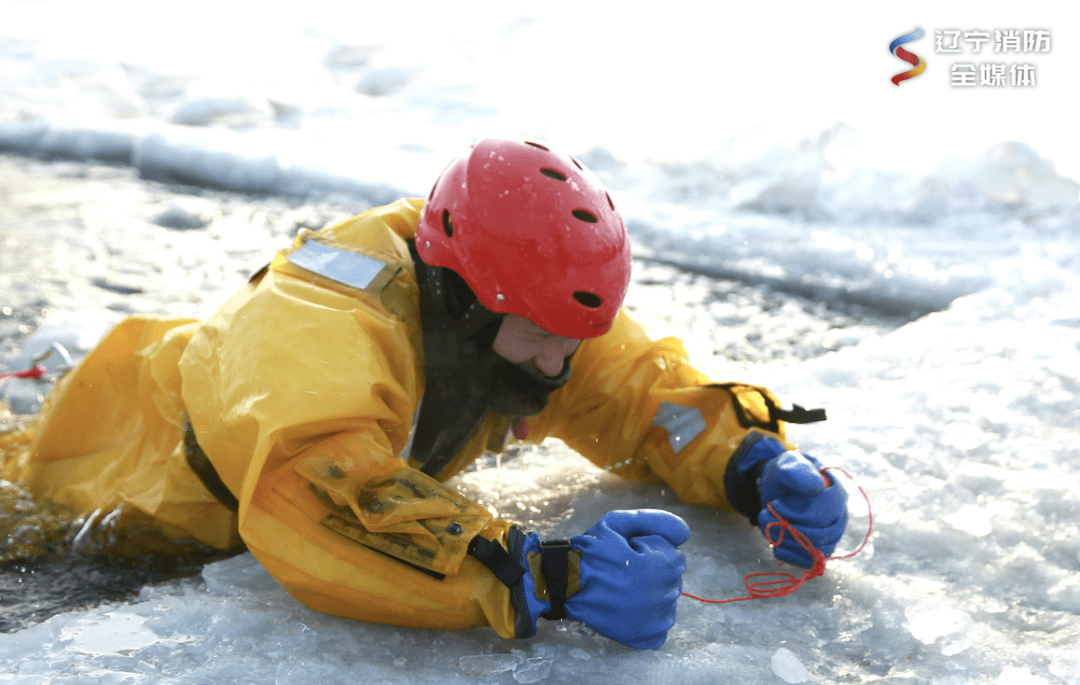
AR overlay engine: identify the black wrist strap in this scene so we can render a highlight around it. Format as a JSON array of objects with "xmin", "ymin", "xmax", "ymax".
[
  {"xmin": 467, "ymin": 535, "xmax": 526, "ymax": 589},
  {"xmin": 539, "ymin": 539, "xmax": 571, "ymax": 620}
]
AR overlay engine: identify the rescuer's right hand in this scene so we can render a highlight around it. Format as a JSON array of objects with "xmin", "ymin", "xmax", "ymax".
[{"xmin": 519, "ymin": 509, "xmax": 690, "ymax": 649}]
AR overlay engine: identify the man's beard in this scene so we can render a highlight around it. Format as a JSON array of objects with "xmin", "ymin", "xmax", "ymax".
[
  {"xmin": 409, "ymin": 343, "xmax": 572, "ymax": 478},
  {"xmin": 476, "ymin": 343, "xmax": 572, "ymax": 419}
]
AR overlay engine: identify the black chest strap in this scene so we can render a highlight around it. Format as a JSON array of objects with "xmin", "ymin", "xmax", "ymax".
[{"xmin": 183, "ymin": 419, "xmax": 240, "ymax": 513}]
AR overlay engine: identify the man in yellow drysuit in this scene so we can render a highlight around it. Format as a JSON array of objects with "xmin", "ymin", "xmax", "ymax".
[{"xmin": 1, "ymin": 139, "xmax": 847, "ymax": 649}]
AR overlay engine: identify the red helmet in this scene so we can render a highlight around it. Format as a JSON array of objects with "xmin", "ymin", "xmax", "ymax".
[{"xmin": 416, "ymin": 139, "xmax": 631, "ymax": 339}]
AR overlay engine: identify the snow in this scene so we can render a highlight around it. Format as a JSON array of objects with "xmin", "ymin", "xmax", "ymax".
[{"xmin": 2, "ymin": 0, "xmax": 1080, "ymax": 683}]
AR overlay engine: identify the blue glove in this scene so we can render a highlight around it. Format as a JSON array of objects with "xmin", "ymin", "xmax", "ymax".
[
  {"xmin": 726, "ymin": 437, "xmax": 848, "ymax": 568},
  {"xmin": 758, "ymin": 451, "xmax": 848, "ymax": 566},
  {"xmin": 520, "ymin": 510, "xmax": 690, "ymax": 649}
]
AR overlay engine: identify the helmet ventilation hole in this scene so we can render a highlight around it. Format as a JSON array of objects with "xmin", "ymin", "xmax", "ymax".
[
  {"xmin": 573, "ymin": 291, "xmax": 603, "ymax": 308},
  {"xmin": 570, "ymin": 156, "xmax": 584, "ymax": 170},
  {"xmin": 442, "ymin": 209, "xmax": 454, "ymax": 237},
  {"xmin": 572, "ymin": 209, "xmax": 598, "ymax": 223},
  {"xmin": 606, "ymin": 192, "xmax": 615, "ymax": 210},
  {"xmin": 525, "ymin": 141, "xmax": 550, "ymax": 151},
  {"xmin": 540, "ymin": 168, "xmax": 568, "ymax": 181}
]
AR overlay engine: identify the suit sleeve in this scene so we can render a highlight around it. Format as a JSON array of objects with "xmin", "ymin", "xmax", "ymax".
[
  {"xmin": 177, "ymin": 207, "xmax": 526, "ymax": 638},
  {"xmin": 523, "ymin": 309, "xmax": 800, "ymax": 512}
]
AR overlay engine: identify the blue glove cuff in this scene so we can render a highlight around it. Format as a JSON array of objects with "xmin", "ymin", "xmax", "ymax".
[{"xmin": 723, "ymin": 433, "xmax": 789, "ymax": 523}]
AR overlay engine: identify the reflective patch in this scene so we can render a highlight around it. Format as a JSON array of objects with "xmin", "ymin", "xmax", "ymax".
[
  {"xmin": 286, "ymin": 240, "xmax": 388, "ymax": 289},
  {"xmin": 651, "ymin": 401, "xmax": 707, "ymax": 454}
]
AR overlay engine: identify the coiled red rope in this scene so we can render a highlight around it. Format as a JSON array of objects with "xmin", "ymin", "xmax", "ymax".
[{"xmin": 681, "ymin": 467, "xmax": 872, "ymax": 605}]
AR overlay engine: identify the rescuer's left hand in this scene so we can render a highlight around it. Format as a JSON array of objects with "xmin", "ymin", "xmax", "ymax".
[
  {"xmin": 726, "ymin": 436, "xmax": 848, "ymax": 568},
  {"xmin": 756, "ymin": 450, "xmax": 848, "ymax": 567}
]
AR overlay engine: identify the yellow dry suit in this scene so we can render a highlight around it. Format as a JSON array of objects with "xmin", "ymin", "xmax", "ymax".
[{"xmin": 0, "ymin": 198, "xmax": 821, "ymax": 639}]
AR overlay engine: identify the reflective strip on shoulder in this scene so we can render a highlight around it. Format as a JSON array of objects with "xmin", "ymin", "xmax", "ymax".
[
  {"xmin": 286, "ymin": 240, "xmax": 388, "ymax": 290},
  {"xmin": 651, "ymin": 401, "xmax": 707, "ymax": 454}
]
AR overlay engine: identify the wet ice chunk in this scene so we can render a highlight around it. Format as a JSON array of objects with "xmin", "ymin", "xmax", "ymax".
[
  {"xmin": 996, "ymin": 665, "xmax": 1052, "ymax": 685},
  {"xmin": 904, "ymin": 600, "xmax": 973, "ymax": 647},
  {"xmin": 60, "ymin": 611, "xmax": 160, "ymax": 656},
  {"xmin": 151, "ymin": 202, "xmax": 214, "ymax": 230},
  {"xmin": 771, "ymin": 647, "xmax": 810, "ymax": 683},
  {"xmin": 513, "ymin": 657, "xmax": 554, "ymax": 684},
  {"xmin": 1049, "ymin": 652, "xmax": 1080, "ymax": 685},
  {"xmin": 458, "ymin": 653, "xmax": 521, "ymax": 676},
  {"xmin": 944, "ymin": 505, "xmax": 993, "ymax": 537}
]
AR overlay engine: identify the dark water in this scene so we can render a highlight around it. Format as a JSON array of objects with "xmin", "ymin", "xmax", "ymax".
[
  {"xmin": 0, "ymin": 153, "xmax": 913, "ymax": 634},
  {"xmin": 0, "ymin": 535, "xmax": 242, "ymax": 634},
  {"xmin": 0, "ymin": 478, "xmax": 243, "ymax": 634}
]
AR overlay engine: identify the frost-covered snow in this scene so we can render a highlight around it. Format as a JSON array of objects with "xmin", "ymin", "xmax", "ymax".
[{"xmin": 1, "ymin": 0, "xmax": 1079, "ymax": 683}]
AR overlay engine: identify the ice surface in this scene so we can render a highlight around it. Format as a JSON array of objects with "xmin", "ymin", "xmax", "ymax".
[{"xmin": 2, "ymin": 1, "xmax": 1080, "ymax": 683}]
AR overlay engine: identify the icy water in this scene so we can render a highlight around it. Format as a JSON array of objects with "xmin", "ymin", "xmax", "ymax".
[
  {"xmin": 0, "ymin": 485, "xmax": 241, "ymax": 634},
  {"xmin": 0, "ymin": 152, "xmax": 912, "ymax": 634}
]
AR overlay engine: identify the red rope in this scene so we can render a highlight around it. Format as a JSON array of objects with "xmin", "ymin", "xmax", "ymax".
[
  {"xmin": 0, "ymin": 364, "xmax": 46, "ymax": 380},
  {"xmin": 681, "ymin": 467, "xmax": 872, "ymax": 605}
]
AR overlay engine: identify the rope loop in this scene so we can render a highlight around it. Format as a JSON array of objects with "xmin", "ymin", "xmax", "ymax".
[{"xmin": 681, "ymin": 466, "xmax": 871, "ymax": 606}]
